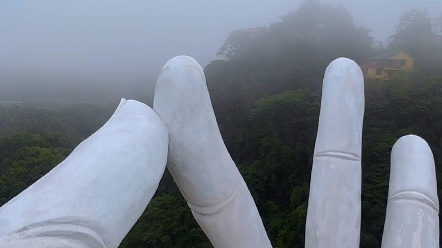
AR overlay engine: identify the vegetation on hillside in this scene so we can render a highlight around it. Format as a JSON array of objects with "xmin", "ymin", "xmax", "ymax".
[
  {"xmin": 0, "ymin": 104, "xmax": 113, "ymax": 206},
  {"xmin": 0, "ymin": 1, "xmax": 442, "ymax": 247}
]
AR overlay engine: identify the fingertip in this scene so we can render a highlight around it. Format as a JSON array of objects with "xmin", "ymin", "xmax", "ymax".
[
  {"xmin": 323, "ymin": 57, "xmax": 364, "ymax": 98},
  {"xmin": 163, "ymin": 55, "xmax": 203, "ymax": 70},
  {"xmin": 314, "ymin": 57, "xmax": 365, "ymax": 156},
  {"xmin": 156, "ymin": 55, "xmax": 205, "ymax": 86},
  {"xmin": 391, "ymin": 134, "xmax": 434, "ymax": 166},
  {"xmin": 110, "ymin": 98, "xmax": 127, "ymax": 118},
  {"xmin": 390, "ymin": 134, "xmax": 439, "ymax": 212},
  {"xmin": 118, "ymin": 98, "xmax": 127, "ymax": 107},
  {"xmin": 328, "ymin": 57, "xmax": 360, "ymax": 66},
  {"xmin": 153, "ymin": 55, "xmax": 211, "ymax": 126},
  {"xmin": 324, "ymin": 57, "xmax": 364, "ymax": 83},
  {"xmin": 392, "ymin": 134, "xmax": 429, "ymax": 152},
  {"xmin": 112, "ymin": 99, "xmax": 157, "ymax": 120}
]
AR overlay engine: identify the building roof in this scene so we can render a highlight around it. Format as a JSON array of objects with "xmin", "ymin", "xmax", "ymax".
[{"xmin": 371, "ymin": 50, "xmax": 414, "ymax": 60}]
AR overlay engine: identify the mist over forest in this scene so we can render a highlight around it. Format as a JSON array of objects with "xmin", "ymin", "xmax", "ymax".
[
  {"xmin": 1, "ymin": 0, "xmax": 442, "ymax": 247},
  {"xmin": 0, "ymin": 0, "xmax": 441, "ymax": 106}
]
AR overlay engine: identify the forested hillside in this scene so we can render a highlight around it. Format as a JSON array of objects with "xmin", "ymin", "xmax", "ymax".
[
  {"xmin": 1, "ymin": 1, "xmax": 442, "ymax": 247},
  {"xmin": 0, "ymin": 104, "xmax": 113, "ymax": 206}
]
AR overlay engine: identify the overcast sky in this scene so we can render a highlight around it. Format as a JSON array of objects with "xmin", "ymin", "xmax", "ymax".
[{"xmin": 1, "ymin": 0, "xmax": 441, "ymax": 87}]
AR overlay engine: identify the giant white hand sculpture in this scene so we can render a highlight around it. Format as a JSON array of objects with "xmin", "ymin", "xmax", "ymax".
[{"xmin": 0, "ymin": 56, "xmax": 439, "ymax": 248}]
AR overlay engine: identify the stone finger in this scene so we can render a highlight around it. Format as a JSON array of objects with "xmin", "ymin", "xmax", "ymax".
[
  {"xmin": 381, "ymin": 135, "xmax": 439, "ymax": 248},
  {"xmin": 305, "ymin": 57, "xmax": 365, "ymax": 248},
  {"xmin": 153, "ymin": 56, "xmax": 272, "ymax": 248}
]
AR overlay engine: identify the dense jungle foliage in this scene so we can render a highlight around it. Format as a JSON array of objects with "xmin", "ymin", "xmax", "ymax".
[{"xmin": 1, "ymin": 1, "xmax": 442, "ymax": 247}]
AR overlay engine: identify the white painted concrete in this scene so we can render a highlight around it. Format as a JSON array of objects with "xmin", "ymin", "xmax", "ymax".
[
  {"xmin": 305, "ymin": 57, "xmax": 365, "ymax": 247},
  {"xmin": 382, "ymin": 135, "xmax": 439, "ymax": 248},
  {"xmin": 0, "ymin": 99, "xmax": 169, "ymax": 247},
  {"xmin": 153, "ymin": 55, "xmax": 272, "ymax": 248}
]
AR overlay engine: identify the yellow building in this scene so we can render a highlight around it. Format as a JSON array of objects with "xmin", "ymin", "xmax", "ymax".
[{"xmin": 356, "ymin": 51, "xmax": 415, "ymax": 80}]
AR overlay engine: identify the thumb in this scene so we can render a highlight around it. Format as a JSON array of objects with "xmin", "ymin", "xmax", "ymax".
[{"xmin": 0, "ymin": 99, "xmax": 169, "ymax": 247}]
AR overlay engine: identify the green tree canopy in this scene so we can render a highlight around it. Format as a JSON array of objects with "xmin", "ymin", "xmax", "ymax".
[{"xmin": 389, "ymin": 8, "xmax": 433, "ymax": 54}]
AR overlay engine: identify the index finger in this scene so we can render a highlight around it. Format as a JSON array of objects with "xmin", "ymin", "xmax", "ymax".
[
  {"xmin": 153, "ymin": 56, "xmax": 272, "ymax": 248},
  {"xmin": 305, "ymin": 57, "xmax": 365, "ymax": 247}
]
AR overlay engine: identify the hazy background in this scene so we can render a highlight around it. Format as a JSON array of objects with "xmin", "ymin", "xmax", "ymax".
[{"xmin": 1, "ymin": 0, "xmax": 441, "ymax": 103}]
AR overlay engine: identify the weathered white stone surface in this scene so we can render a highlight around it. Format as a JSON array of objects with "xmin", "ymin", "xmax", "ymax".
[
  {"xmin": 382, "ymin": 135, "xmax": 439, "ymax": 248},
  {"xmin": 305, "ymin": 57, "xmax": 365, "ymax": 247},
  {"xmin": 153, "ymin": 55, "xmax": 272, "ymax": 248},
  {"xmin": 0, "ymin": 99, "xmax": 168, "ymax": 247}
]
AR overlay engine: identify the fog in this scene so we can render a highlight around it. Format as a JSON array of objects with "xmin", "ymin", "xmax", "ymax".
[{"xmin": 0, "ymin": 0, "xmax": 441, "ymax": 103}]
